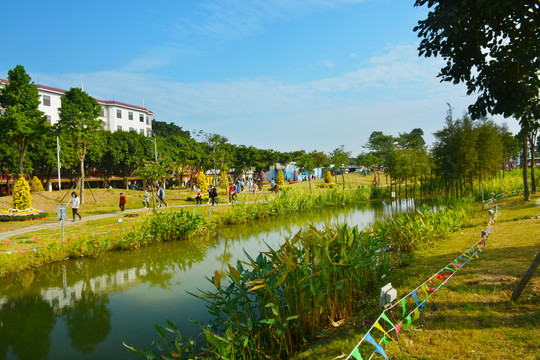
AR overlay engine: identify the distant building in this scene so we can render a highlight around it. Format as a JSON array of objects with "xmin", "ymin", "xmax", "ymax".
[{"xmin": 0, "ymin": 79, "xmax": 153, "ymax": 137}]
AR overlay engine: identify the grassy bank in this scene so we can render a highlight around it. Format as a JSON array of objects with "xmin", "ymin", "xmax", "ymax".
[{"xmin": 293, "ymin": 194, "xmax": 540, "ymax": 360}]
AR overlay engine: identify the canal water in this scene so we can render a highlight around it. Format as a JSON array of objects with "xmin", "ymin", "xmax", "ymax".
[{"xmin": 0, "ymin": 199, "xmax": 421, "ymax": 359}]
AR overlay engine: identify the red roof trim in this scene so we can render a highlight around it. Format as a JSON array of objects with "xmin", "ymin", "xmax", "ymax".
[{"xmin": 0, "ymin": 78, "xmax": 153, "ymax": 114}]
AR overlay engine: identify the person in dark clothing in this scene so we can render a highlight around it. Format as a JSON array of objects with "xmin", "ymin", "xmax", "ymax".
[
  {"xmin": 157, "ymin": 185, "xmax": 168, "ymax": 207},
  {"xmin": 209, "ymin": 186, "xmax": 219, "ymax": 206}
]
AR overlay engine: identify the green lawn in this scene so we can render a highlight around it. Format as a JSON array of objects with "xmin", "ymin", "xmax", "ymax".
[{"xmin": 294, "ymin": 194, "xmax": 540, "ymax": 360}]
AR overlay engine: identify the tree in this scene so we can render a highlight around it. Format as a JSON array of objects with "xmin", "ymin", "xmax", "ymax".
[
  {"xmin": 133, "ymin": 156, "xmax": 173, "ymax": 212},
  {"xmin": 364, "ymin": 131, "xmax": 395, "ymax": 168},
  {"xmin": 56, "ymin": 88, "xmax": 103, "ymax": 203},
  {"xmin": 197, "ymin": 132, "xmax": 229, "ymax": 186},
  {"xmin": 151, "ymin": 120, "xmax": 191, "ymax": 139},
  {"xmin": 0, "ymin": 65, "xmax": 47, "ymax": 175},
  {"xmin": 414, "ymin": 0, "xmax": 540, "ymax": 200},
  {"xmin": 329, "ymin": 145, "xmax": 351, "ymax": 189},
  {"xmin": 309, "ymin": 151, "xmax": 328, "ymax": 170},
  {"xmin": 296, "ymin": 153, "xmax": 316, "ymax": 190},
  {"xmin": 397, "ymin": 128, "xmax": 425, "ymax": 149}
]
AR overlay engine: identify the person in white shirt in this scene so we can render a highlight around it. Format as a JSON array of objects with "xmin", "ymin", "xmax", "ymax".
[{"xmin": 68, "ymin": 192, "xmax": 82, "ymax": 221}]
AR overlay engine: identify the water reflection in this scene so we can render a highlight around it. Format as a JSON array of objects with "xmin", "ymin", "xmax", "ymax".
[{"xmin": 0, "ymin": 200, "xmax": 424, "ymax": 359}]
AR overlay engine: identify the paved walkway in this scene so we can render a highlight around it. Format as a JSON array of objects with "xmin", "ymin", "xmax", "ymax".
[{"xmin": 0, "ymin": 203, "xmax": 227, "ymax": 241}]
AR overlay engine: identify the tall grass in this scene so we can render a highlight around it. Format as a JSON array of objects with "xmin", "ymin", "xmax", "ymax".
[
  {"xmin": 471, "ymin": 171, "xmax": 524, "ymax": 201},
  {"xmin": 127, "ymin": 204, "xmax": 471, "ymax": 359},
  {"xmin": 220, "ymin": 187, "xmax": 371, "ymax": 225}
]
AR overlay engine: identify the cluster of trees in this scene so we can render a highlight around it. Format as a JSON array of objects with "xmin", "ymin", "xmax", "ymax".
[
  {"xmin": 413, "ymin": 0, "xmax": 539, "ymax": 200},
  {"xmin": 355, "ymin": 119, "xmax": 522, "ymax": 197},
  {"xmin": 0, "ymin": 65, "xmax": 340, "ymax": 201},
  {"xmin": 1, "ymin": 62, "xmax": 536, "ymax": 203}
]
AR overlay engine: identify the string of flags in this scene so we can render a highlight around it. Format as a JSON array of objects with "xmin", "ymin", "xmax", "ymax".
[
  {"xmin": 346, "ymin": 203, "xmax": 501, "ymax": 360},
  {"xmin": 482, "ymin": 189, "xmax": 522, "ymax": 208}
]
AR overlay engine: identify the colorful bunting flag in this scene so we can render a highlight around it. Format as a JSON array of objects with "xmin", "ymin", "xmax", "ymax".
[
  {"xmin": 404, "ymin": 315, "xmax": 412, "ymax": 329},
  {"xmin": 374, "ymin": 321, "xmax": 391, "ymax": 338},
  {"xmin": 413, "ymin": 308, "xmax": 420, "ymax": 320},
  {"xmin": 380, "ymin": 312, "xmax": 394, "ymax": 327},
  {"xmin": 364, "ymin": 333, "xmax": 389, "ymax": 360},
  {"xmin": 395, "ymin": 323, "xmax": 402, "ymax": 337},
  {"xmin": 351, "ymin": 348, "xmax": 364, "ymax": 360}
]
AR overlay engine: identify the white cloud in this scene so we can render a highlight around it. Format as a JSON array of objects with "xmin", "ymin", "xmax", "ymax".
[{"xmin": 34, "ymin": 42, "xmax": 520, "ymax": 155}]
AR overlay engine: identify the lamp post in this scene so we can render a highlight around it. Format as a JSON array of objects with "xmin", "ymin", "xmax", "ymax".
[
  {"xmin": 146, "ymin": 137, "xmax": 158, "ymax": 162},
  {"xmin": 145, "ymin": 137, "xmax": 159, "ymax": 189},
  {"xmin": 57, "ymin": 136, "xmax": 61, "ymax": 191}
]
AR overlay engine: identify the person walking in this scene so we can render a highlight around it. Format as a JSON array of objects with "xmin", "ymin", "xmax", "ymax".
[
  {"xmin": 228, "ymin": 184, "xmax": 235, "ymax": 204},
  {"xmin": 209, "ymin": 185, "xmax": 219, "ymax": 206},
  {"xmin": 143, "ymin": 187, "xmax": 150, "ymax": 208},
  {"xmin": 195, "ymin": 187, "xmax": 203, "ymax": 205},
  {"xmin": 157, "ymin": 185, "xmax": 168, "ymax": 207},
  {"xmin": 68, "ymin": 191, "xmax": 82, "ymax": 221},
  {"xmin": 119, "ymin": 192, "xmax": 126, "ymax": 212}
]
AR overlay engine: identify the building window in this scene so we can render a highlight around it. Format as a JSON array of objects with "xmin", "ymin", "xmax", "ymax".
[
  {"xmin": 140, "ymin": 129, "xmax": 144, "ymax": 135},
  {"xmin": 100, "ymin": 107, "xmax": 105, "ymax": 117},
  {"xmin": 46, "ymin": 115, "xmax": 52, "ymax": 123},
  {"xmin": 117, "ymin": 125, "xmax": 122, "ymax": 131},
  {"xmin": 146, "ymin": 116, "xmax": 150, "ymax": 125},
  {"xmin": 146, "ymin": 129, "xmax": 152, "ymax": 137},
  {"xmin": 43, "ymin": 95, "xmax": 51, "ymax": 106},
  {"xmin": 129, "ymin": 111, "xmax": 133, "ymax": 120},
  {"xmin": 129, "ymin": 127, "xmax": 134, "ymax": 132},
  {"xmin": 117, "ymin": 109, "xmax": 122, "ymax": 118},
  {"xmin": 139, "ymin": 114, "xmax": 144, "ymax": 122}
]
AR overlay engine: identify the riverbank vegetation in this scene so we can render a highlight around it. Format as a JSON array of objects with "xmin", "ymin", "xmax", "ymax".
[{"xmin": 125, "ymin": 199, "xmax": 473, "ymax": 359}]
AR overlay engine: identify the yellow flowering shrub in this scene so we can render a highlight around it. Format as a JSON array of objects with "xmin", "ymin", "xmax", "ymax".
[
  {"xmin": 324, "ymin": 170, "xmax": 333, "ymax": 184},
  {"xmin": 197, "ymin": 171, "xmax": 209, "ymax": 194},
  {"xmin": 219, "ymin": 170, "xmax": 229, "ymax": 190},
  {"xmin": 12, "ymin": 175, "xmax": 32, "ymax": 210},
  {"xmin": 276, "ymin": 169, "xmax": 285, "ymax": 186},
  {"xmin": 32, "ymin": 176, "xmax": 45, "ymax": 192}
]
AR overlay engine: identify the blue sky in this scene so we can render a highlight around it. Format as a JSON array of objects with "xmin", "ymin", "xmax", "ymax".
[{"xmin": 1, "ymin": 0, "xmax": 519, "ymax": 155}]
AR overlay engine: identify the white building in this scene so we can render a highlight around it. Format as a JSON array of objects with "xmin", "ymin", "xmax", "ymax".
[{"xmin": 0, "ymin": 79, "xmax": 153, "ymax": 137}]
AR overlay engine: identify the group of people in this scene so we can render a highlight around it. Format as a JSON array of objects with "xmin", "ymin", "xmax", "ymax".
[
  {"xmin": 194, "ymin": 185, "xmax": 219, "ymax": 206},
  {"xmin": 66, "ymin": 184, "xmax": 168, "ymax": 221}
]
